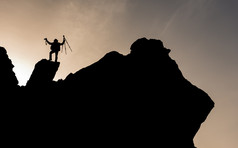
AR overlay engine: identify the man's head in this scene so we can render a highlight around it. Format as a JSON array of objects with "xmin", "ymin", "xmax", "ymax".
[{"xmin": 54, "ymin": 39, "xmax": 58, "ymax": 43}]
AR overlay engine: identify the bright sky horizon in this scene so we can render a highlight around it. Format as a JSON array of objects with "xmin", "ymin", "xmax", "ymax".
[{"xmin": 1, "ymin": 0, "xmax": 238, "ymax": 147}]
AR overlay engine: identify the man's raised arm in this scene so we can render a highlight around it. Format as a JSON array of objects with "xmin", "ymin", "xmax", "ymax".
[
  {"xmin": 61, "ymin": 36, "xmax": 66, "ymax": 45},
  {"xmin": 44, "ymin": 38, "xmax": 52, "ymax": 45}
]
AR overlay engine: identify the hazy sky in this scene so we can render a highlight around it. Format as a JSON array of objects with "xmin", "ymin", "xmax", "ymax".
[{"xmin": 0, "ymin": 0, "xmax": 238, "ymax": 147}]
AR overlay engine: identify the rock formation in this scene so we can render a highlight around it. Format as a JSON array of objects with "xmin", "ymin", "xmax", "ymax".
[
  {"xmin": 26, "ymin": 59, "xmax": 60, "ymax": 88},
  {"xmin": 0, "ymin": 46, "xmax": 18, "ymax": 90},
  {"xmin": 1, "ymin": 38, "xmax": 214, "ymax": 148}
]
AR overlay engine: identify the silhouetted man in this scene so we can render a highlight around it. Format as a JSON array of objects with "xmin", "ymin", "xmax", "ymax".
[{"xmin": 44, "ymin": 36, "xmax": 65, "ymax": 62}]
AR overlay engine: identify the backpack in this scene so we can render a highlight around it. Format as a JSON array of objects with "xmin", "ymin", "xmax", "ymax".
[{"xmin": 51, "ymin": 43, "xmax": 60, "ymax": 52}]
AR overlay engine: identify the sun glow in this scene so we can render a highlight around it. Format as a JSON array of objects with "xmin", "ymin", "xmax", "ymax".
[{"xmin": 13, "ymin": 63, "xmax": 32, "ymax": 86}]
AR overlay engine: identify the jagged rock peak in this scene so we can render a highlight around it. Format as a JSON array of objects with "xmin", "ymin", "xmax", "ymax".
[
  {"xmin": 129, "ymin": 37, "xmax": 171, "ymax": 56},
  {"xmin": 0, "ymin": 46, "xmax": 18, "ymax": 88},
  {"xmin": 26, "ymin": 59, "xmax": 60, "ymax": 88}
]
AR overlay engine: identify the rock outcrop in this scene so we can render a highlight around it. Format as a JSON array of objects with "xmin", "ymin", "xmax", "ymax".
[
  {"xmin": 26, "ymin": 59, "xmax": 59, "ymax": 88},
  {"xmin": 1, "ymin": 38, "xmax": 214, "ymax": 148},
  {"xmin": 54, "ymin": 38, "xmax": 214, "ymax": 147},
  {"xmin": 0, "ymin": 47, "xmax": 18, "ymax": 92}
]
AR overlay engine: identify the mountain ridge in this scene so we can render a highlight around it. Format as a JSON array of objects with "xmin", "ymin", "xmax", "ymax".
[{"xmin": 1, "ymin": 37, "xmax": 214, "ymax": 148}]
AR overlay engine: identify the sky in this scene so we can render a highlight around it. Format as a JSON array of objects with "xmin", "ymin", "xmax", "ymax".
[{"xmin": 0, "ymin": 0, "xmax": 238, "ymax": 147}]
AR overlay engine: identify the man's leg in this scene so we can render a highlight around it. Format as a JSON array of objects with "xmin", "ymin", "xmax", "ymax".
[
  {"xmin": 49, "ymin": 51, "xmax": 53, "ymax": 61},
  {"xmin": 55, "ymin": 51, "xmax": 59, "ymax": 62}
]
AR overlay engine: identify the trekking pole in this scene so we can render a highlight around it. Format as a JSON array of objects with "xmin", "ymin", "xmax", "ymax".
[
  {"xmin": 61, "ymin": 43, "xmax": 66, "ymax": 54},
  {"xmin": 66, "ymin": 40, "xmax": 72, "ymax": 52},
  {"xmin": 64, "ymin": 43, "xmax": 67, "ymax": 55},
  {"xmin": 64, "ymin": 35, "xmax": 73, "ymax": 52}
]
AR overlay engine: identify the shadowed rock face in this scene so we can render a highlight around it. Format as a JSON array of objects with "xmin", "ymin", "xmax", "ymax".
[
  {"xmin": 0, "ymin": 47, "xmax": 18, "ymax": 90},
  {"xmin": 53, "ymin": 38, "xmax": 214, "ymax": 147},
  {"xmin": 1, "ymin": 38, "xmax": 214, "ymax": 148},
  {"xmin": 26, "ymin": 59, "xmax": 60, "ymax": 88}
]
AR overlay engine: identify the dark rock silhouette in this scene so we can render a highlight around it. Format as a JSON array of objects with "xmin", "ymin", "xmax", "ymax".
[
  {"xmin": 1, "ymin": 38, "xmax": 214, "ymax": 148},
  {"xmin": 26, "ymin": 59, "xmax": 60, "ymax": 88},
  {"xmin": 0, "ymin": 46, "xmax": 18, "ymax": 90}
]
